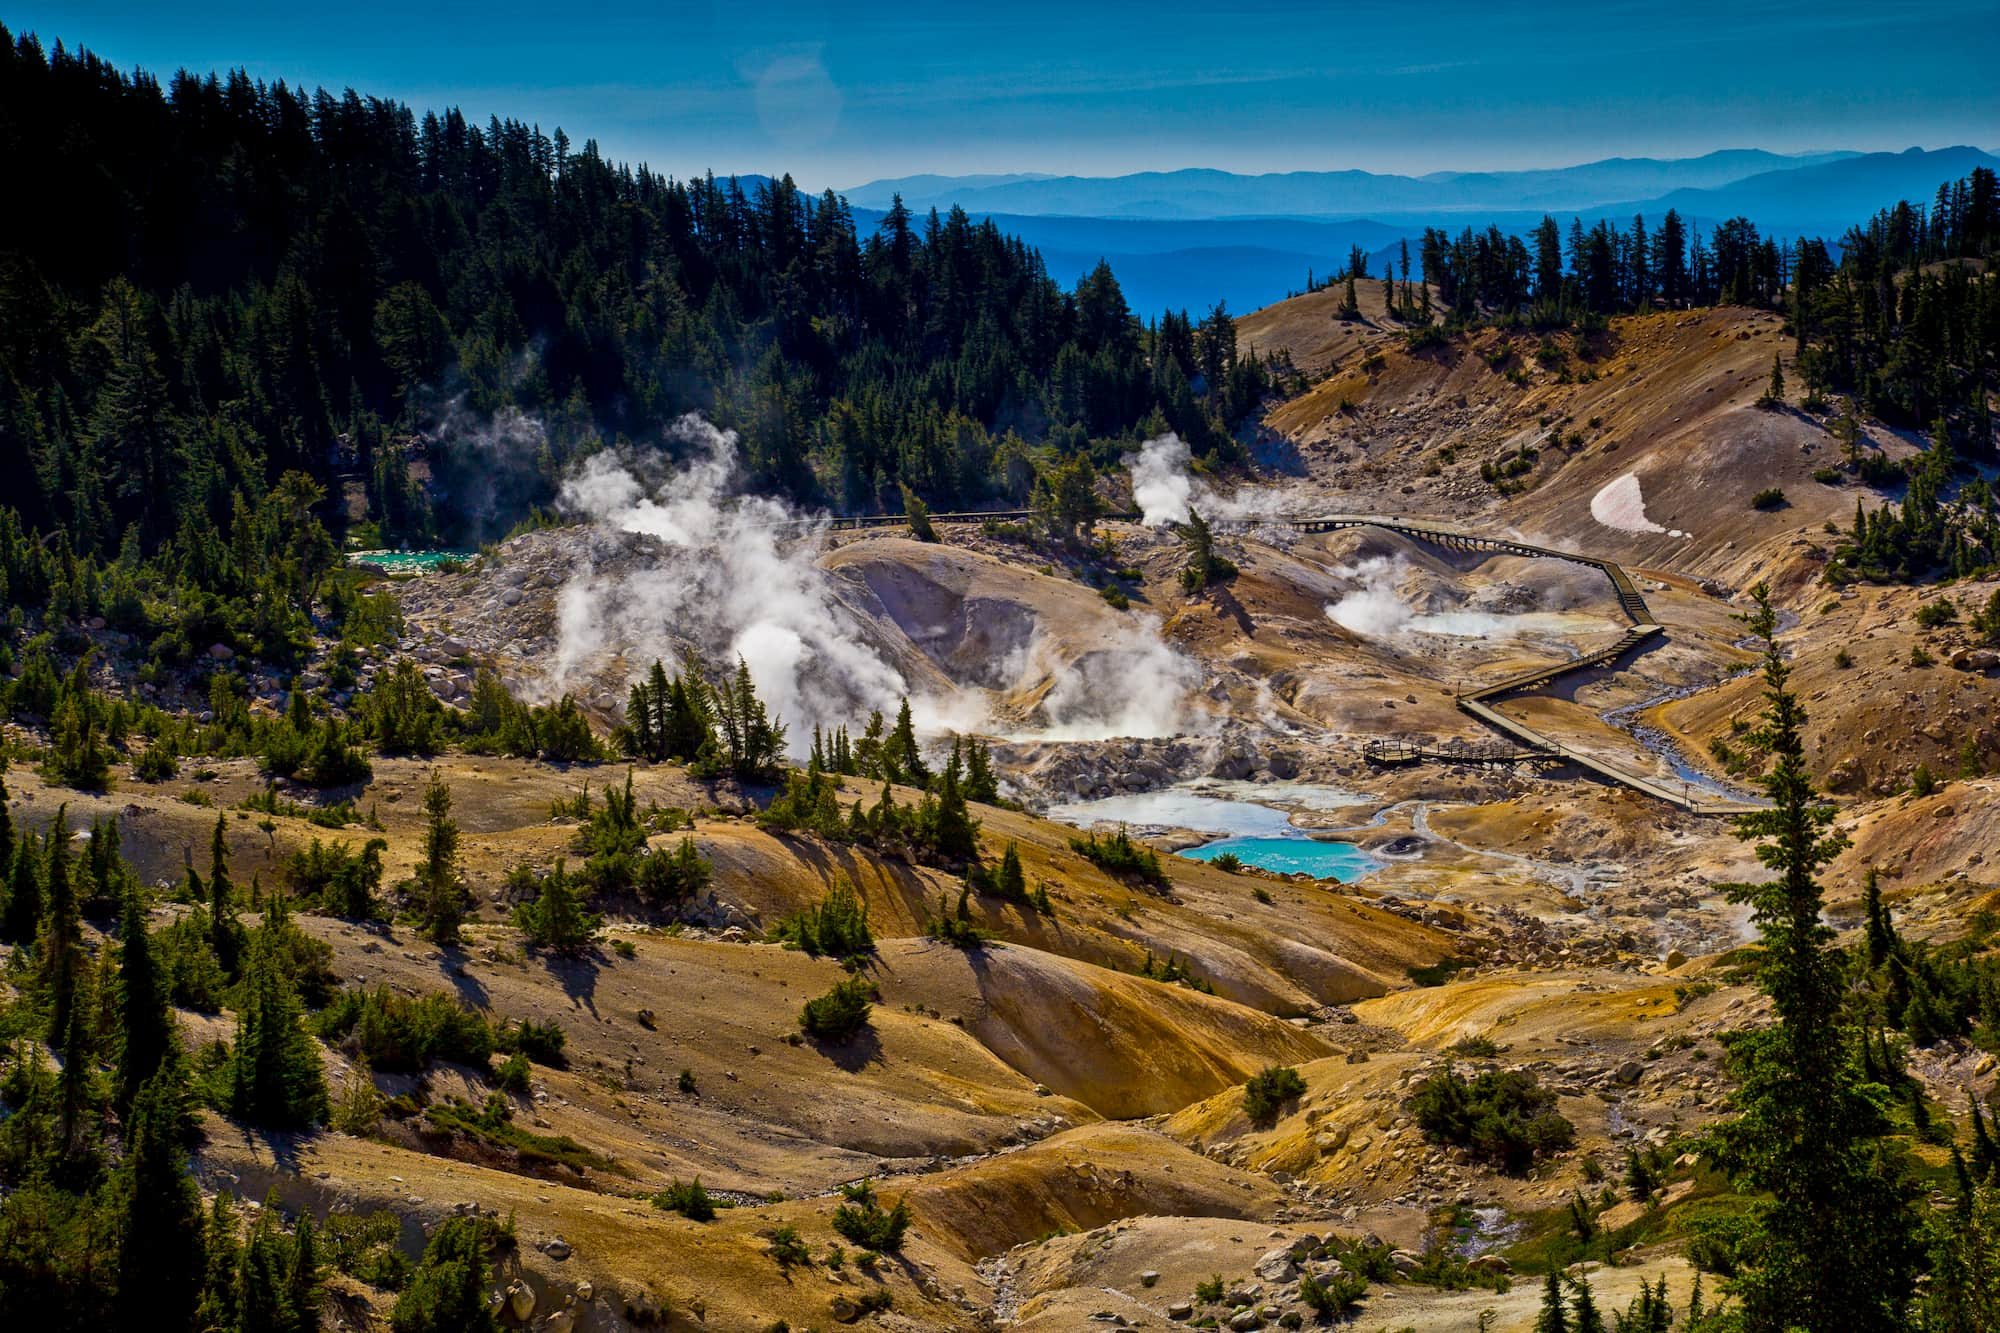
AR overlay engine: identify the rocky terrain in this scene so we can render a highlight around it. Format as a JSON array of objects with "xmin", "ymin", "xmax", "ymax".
[{"xmin": 15, "ymin": 290, "xmax": 1996, "ymax": 1332}]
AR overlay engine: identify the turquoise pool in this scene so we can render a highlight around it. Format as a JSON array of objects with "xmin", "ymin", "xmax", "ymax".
[
  {"xmin": 349, "ymin": 549, "xmax": 478, "ymax": 574},
  {"xmin": 1180, "ymin": 835, "xmax": 1377, "ymax": 881}
]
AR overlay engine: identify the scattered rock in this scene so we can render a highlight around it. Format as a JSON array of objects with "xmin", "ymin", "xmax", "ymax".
[{"xmin": 1253, "ymin": 1247, "xmax": 1298, "ymax": 1282}]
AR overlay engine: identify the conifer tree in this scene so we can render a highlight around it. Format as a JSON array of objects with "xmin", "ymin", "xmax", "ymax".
[
  {"xmin": 963, "ymin": 738, "xmax": 999, "ymax": 803},
  {"xmin": 40, "ymin": 806, "xmax": 84, "ymax": 1050},
  {"xmin": 1862, "ymin": 866, "xmax": 1898, "ymax": 969},
  {"xmin": 227, "ymin": 903, "xmax": 329, "ymax": 1129},
  {"xmin": 391, "ymin": 1216, "xmax": 500, "ymax": 1333},
  {"xmin": 114, "ymin": 1060, "xmax": 207, "ymax": 1329},
  {"xmin": 114, "ymin": 878, "xmax": 173, "ymax": 1109},
  {"xmin": 1537, "ymin": 1267, "xmax": 1570, "ymax": 1333},
  {"xmin": 1568, "ymin": 1268, "xmax": 1605, "ymax": 1333},
  {"xmin": 512, "ymin": 861, "xmax": 600, "ymax": 954},
  {"xmin": 415, "ymin": 770, "xmax": 464, "ymax": 944},
  {"xmin": 996, "ymin": 842, "xmax": 1027, "ymax": 901},
  {"xmin": 1706, "ymin": 585, "xmax": 1919, "ymax": 1331},
  {"xmin": 883, "ymin": 697, "xmax": 929, "ymax": 787},
  {"xmin": 197, "ymin": 1193, "xmax": 245, "ymax": 1333},
  {"xmin": 0, "ymin": 823, "xmax": 38, "ymax": 945},
  {"xmin": 209, "ymin": 813, "xmax": 242, "ymax": 977}
]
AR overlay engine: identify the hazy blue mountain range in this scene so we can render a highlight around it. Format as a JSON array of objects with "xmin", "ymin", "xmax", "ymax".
[
  {"xmin": 844, "ymin": 147, "xmax": 1998, "ymax": 317},
  {"xmin": 845, "ymin": 149, "xmax": 1861, "ymax": 219}
]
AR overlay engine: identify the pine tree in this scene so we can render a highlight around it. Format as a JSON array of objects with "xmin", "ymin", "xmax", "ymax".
[
  {"xmin": 1, "ymin": 824, "xmax": 39, "ymax": 945},
  {"xmin": 114, "ymin": 1060, "xmax": 207, "ymax": 1329},
  {"xmin": 1706, "ymin": 585, "xmax": 1919, "ymax": 1331},
  {"xmin": 1971, "ymin": 1099, "xmax": 1998, "ymax": 1181},
  {"xmin": 1862, "ymin": 866, "xmax": 1898, "ymax": 969},
  {"xmin": 884, "ymin": 697, "xmax": 929, "ymax": 787},
  {"xmin": 512, "ymin": 861, "xmax": 600, "ymax": 954},
  {"xmin": 197, "ymin": 1193, "xmax": 245, "ymax": 1333},
  {"xmin": 1537, "ymin": 1267, "xmax": 1571, "ymax": 1333},
  {"xmin": 209, "ymin": 813, "xmax": 242, "ymax": 977},
  {"xmin": 1568, "ymin": 1268, "xmax": 1605, "ymax": 1333},
  {"xmin": 227, "ymin": 903, "xmax": 329, "ymax": 1129},
  {"xmin": 1763, "ymin": 352, "xmax": 1787, "ymax": 407},
  {"xmin": 996, "ymin": 842, "xmax": 1027, "ymax": 901},
  {"xmin": 40, "ymin": 806, "xmax": 83, "ymax": 1051},
  {"xmin": 114, "ymin": 879, "xmax": 173, "ymax": 1109},
  {"xmin": 391, "ymin": 1216, "xmax": 500, "ymax": 1333},
  {"xmin": 415, "ymin": 770, "xmax": 464, "ymax": 944},
  {"xmin": 963, "ymin": 738, "xmax": 999, "ymax": 803}
]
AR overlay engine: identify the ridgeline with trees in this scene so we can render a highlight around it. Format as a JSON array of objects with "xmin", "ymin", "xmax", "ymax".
[{"xmin": 0, "ymin": 27, "xmax": 1290, "ymax": 677}]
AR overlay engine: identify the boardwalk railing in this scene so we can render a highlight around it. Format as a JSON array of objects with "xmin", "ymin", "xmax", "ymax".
[
  {"xmin": 814, "ymin": 505, "xmax": 1753, "ymax": 814},
  {"xmin": 1290, "ymin": 515, "xmax": 1759, "ymax": 816}
]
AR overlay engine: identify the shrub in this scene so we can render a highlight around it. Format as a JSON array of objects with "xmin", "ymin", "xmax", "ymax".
[
  {"xmin": 1069, "ymin": 825, "xmax": 1168, "ymax": 887},
  {"xmin": 284, "ymin": 836, "xmax": 388, "ymax": 919},
  {"xmin": 324, "ymin": 1208, "xmax": 411, "ymax": 1291},
  {"xmin": 1750, "ymin": 487, "xmax": 1788, "ymax": 511},
  {"xmin": 495, "ymin": 1017, "xmax": 568, "ymax": 1067},
  {"xmin": 314, "ymin": 988, "xmax": 494, "ymax": 1074},
  {"xmin": 1243, "ymin": 1065, "xmax": 1307, "ymax": 1124},
  {"xmin": 1834, "ymin": 647, "xmax": 1854, "ymax": 668},
  {"xmin": 1195, "ymin": 1274, "xmax": 1225, "ymax": 1302},
  {"xmin": 831, "ymin": 1184, "xmax": 911, "ymax": 1253},
  {"xmin": 1450, "ymin": 1034, "xmax": 1501, "ymax": 1057},
  {"xmin": 769, "ymin": 881, "xmax": 873, "ymax": 957},
  {"xmin": 1299, "ymin": 1268, "xmax": 1366, "ymax": 1315},
  {"xmin": 800, "ymin": 977, "xmax": 875, "ymax": 1041},
  {"xmin": 769, "ymin": 1225, "xmax": 811, "ymax": 1269},
  {"xmin": 134, "ymin": 744, "xmax": 180, "ymax": 782},
  {"xmin": 1811, "ymin": 466, "xmax": 1843, "ymax": 485},
  {"xmin": 1209, "ymin": 851, "xmax": 1244, "ymax": 874},
  {"xmin": 494, "ymin": 1050, "xmax": 532, "ymax": 1094},
  {"xmin": 1914, "ymin": 599, "xmax": 1959, "ymax": 629},
  {"xmin": 1406, "ymin": 1065, "xmax": 1575, "ymax": 1173},
  {"xmin": 654, "ymin": 1178, "xmax": 718, "ymax": 1222},
  {"xmin": 636, "ymin": 835, "xmax": 711, "ymax": 904},
  {"xmin": 1910, "ymin": 645, "xmax": 1935, "ymax": 668},
  {"xmin": 360, "ymin": 659, "xmax": 448, "ymax": 755},
  {"xmin": 390, "ymin": 1215, "xmax": 501, "ymax": 1333},
  {"xmin": 1910, "ymin": 764, "xmax": 1939, "ymax": 798}
]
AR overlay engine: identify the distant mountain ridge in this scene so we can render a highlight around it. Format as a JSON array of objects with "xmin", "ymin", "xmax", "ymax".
[
  {"xmin": 844, "ymin": 147, "xmax": 2000, "ymax": 317},
  {"xmin": 846, "ymin": 149, "xmax": 1861, "ymax": 219}
]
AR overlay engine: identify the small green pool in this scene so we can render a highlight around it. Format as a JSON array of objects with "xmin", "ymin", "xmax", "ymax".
[{"xmin": 349, "ymin": 549, "xmax": 477, "ymax": 574}]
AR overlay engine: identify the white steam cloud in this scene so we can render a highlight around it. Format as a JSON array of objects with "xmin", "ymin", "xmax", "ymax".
[
  {"xmin": 554, "ymin": 416, "xmax": 914, "ymax": 748},
  {"xmin": 1123, "ymin": 432, "xmax": 1302, "ymax": 528},
  {"xmin": 550, "ymin": 415, "xmax": 1205, "ymax": 751},
  {"xmin": 1006, "ymin": 618, "xmax": 1207, "ymax": 742},
  {"xmin": 1324, "ymin": 555, "xmax": 1618, "ymax": 640},
  {"xmin": 1323, "ymin": 556, "xmax": 1417, "ymax": 638}
]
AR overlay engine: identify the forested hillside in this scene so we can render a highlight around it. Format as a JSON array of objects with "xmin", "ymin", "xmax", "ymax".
[{"xmin": 0, "ymin": 29, "xmax": 1278, "ymax": 555}]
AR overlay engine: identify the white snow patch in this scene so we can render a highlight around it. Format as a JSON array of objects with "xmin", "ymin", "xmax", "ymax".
[{"xmin": 1591, "ymin": 472, "xmax": 1688, "ymax": 539}]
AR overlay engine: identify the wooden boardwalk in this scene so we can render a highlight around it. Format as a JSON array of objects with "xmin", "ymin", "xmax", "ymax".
[
  {"xmin": 1292, "ymin": 515, "xmax": 1762, "ymax": 816},
  {"xmin": 814, "ymin": 504, "xmax": 1759, "ymax": 815}
]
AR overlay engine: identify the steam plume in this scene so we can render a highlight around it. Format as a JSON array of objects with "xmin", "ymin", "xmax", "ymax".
[{"xmin": 1123, "ymin": 432, "xmax": 1302, "ymax": 527}]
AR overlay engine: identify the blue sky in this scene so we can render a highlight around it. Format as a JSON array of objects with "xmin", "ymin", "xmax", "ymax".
[{"xmin": 9, "ymin": 1, "xmax": 1997, "ymax": 188}]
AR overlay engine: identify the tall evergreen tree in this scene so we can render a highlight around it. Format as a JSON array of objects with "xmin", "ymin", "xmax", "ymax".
[
  {"xmin": 415, "ymin": 770, "xmax": 464, "ymax": 945},
  {"xmin": 113, "ymin": 879, "xmax": 173, "ymax": 1109},
  {"xmin": 1706, "ymin": 586, "xmax": 1919, "ymax": 1331},
  {"xmin": 226, "ymin": 901, "xmax": 329, "ymax": 1129},
  {"xmin": 113, "ymin": 1060, "xmax": 207, "ymax": 1330}
]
